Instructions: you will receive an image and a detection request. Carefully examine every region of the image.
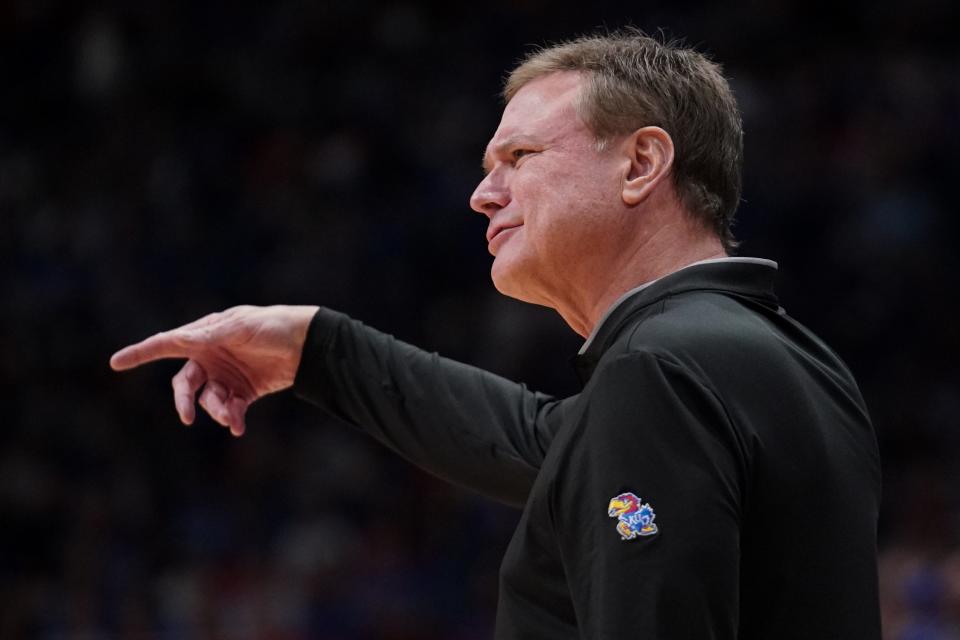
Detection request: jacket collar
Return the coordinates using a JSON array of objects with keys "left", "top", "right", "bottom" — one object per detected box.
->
[{"left": 573, "top": 258, "right": 780, "bottom": 384}]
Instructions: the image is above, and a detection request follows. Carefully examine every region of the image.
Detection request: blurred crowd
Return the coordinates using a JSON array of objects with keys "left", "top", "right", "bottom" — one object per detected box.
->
[{"left": 2, "top": 1, "right": 959, "bottom": 638}]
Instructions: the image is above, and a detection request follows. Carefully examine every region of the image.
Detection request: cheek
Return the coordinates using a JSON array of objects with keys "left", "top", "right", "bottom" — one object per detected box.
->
[{"left": 524, "top": 173, "right": 615, "bottom": 250}]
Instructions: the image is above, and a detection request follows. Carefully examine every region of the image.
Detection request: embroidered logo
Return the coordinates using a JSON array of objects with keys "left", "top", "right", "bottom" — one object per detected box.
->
[{"left": 607, "top": 492, "right": 658, "bottom": 540}]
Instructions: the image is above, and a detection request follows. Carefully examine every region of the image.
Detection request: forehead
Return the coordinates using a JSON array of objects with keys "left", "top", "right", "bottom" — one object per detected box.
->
[{"left": 486, "top": 71, "right": 587, "bottom": 150}]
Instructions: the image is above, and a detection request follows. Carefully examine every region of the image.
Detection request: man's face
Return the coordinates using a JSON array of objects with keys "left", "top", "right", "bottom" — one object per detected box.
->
[{"left": 471, "top": 71, "right": 628, "bottom": 308}]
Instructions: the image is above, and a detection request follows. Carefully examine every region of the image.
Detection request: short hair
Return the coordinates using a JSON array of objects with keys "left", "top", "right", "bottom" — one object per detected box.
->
[{"left": 505, "top": 29, "right": 743, "bottom": 251}]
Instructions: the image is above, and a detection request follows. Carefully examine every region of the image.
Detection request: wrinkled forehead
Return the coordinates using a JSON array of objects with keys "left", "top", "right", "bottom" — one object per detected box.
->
[
  {"left": 488, "top": 71, "right": 586, "bottom": 146},
  {"left": 485, "top": 71, "right": 586, "bottom": 156}
]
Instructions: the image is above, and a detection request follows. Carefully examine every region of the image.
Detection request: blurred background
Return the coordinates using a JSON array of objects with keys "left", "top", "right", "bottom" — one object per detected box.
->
[{"left": 2, "top": 1, "right": 959, "bottom": 638}]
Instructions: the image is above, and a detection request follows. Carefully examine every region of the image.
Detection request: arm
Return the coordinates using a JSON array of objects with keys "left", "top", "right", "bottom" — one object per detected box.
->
[
  {"left": 554, "top": 352, "right": 744, "bottom": 638},
  {"left": 109, "top": 305, "right": 565, "bottom": 507},
  {"left": 293, "top": 307, "right": 566, "bottom": 507}
]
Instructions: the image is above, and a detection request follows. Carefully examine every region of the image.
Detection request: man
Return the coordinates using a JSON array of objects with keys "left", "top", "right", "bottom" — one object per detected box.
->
[{"left": 111, "top": 31, "right": 881, "bottom": 638}]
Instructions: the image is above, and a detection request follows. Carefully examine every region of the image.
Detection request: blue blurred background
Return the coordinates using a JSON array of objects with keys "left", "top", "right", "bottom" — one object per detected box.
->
[{"left": 2, "top": 1, "right": 959, "bottom": 638}]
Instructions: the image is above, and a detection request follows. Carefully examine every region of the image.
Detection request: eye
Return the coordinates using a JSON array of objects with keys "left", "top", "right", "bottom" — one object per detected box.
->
[{"left": 511, "top": 149, "right": 533, "bottom": 164}]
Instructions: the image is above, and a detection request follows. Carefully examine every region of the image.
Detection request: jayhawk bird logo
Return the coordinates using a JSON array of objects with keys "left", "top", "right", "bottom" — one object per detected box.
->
[{"left": 607, "top": 492, "right": 658, "bottom": 540}]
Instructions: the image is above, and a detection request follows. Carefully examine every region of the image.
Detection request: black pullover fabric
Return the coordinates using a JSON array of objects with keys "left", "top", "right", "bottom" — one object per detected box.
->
[{"left": 293, "top": 260, "right": 881, "bottom": 639}]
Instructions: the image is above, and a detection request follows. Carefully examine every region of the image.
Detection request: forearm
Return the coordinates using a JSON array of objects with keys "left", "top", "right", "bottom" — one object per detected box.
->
[{"left": 292, "top": 307, "right": 562, "bottom": 507}]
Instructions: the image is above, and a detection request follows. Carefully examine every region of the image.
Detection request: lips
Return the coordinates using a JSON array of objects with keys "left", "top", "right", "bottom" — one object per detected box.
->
[{"left": 486, "top": 221, "right": 523, "bottom": 243}]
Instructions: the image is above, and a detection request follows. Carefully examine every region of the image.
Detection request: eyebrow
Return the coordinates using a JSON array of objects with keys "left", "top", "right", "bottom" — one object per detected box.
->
[{"left": 481, "top": 135, "right": 539, "bottom": 175}]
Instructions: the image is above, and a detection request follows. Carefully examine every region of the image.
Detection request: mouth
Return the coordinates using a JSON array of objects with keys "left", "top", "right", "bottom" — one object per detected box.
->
[{"left": 486, "top": 222, "right": 523, "bottom": 243}]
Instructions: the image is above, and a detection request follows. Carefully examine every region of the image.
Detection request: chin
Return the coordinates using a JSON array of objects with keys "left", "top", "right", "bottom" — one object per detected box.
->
[{"left": 490, "top": 256, "right": 543, "bottom": 306}]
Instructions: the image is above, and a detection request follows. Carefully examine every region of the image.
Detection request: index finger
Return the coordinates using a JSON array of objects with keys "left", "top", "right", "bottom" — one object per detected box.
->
[{"left": 110, "top": 331, "right": 195, "bottom": 371}]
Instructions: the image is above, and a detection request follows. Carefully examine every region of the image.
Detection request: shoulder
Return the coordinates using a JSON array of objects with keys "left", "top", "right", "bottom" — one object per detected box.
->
[
  {"left": 571, "top": 349, "right": 747, "bottom": 492},
  {"left": 604, "top": 288, "right": 865, "bottom": 425},
  {"left": 632, "top": 291, "right": 778, "bottom": 353},
  {"left": 615, "top": 289, "right": 808, "bottom": 386},
  {"left": 581, "top": 349, "right": 734, "bottom": 435}
]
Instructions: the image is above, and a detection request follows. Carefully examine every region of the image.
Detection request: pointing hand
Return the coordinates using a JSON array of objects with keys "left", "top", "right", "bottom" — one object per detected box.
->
[{"left": 110, "top": 305, "right": 319, "bottom": 437}]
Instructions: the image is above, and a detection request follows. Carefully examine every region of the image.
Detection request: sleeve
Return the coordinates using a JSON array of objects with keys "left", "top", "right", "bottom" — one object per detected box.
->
[
  {"left": 552, "top": 352, "right": 745, "bottom": 638},
  {"left": 292, "top": 307, "right": 568, "bottom": 507}
]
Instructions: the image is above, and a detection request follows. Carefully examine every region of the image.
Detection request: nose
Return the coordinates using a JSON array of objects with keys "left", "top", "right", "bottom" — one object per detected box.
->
[{"left": 469, "top": 171, "right": 510, "bottom": 218}]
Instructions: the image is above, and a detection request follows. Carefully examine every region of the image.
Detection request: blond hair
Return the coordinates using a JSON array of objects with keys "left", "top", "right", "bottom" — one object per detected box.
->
[{"left": 505, "top": 30, "right": 743, "bottom": 250}]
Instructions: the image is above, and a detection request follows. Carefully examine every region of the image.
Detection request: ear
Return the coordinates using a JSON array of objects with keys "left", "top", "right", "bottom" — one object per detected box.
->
[{"left": 621, "top": 126, "right": 675, "bottom": 206}]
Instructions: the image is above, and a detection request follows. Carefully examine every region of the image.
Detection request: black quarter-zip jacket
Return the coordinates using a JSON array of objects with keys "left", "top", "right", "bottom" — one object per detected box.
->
[{"left": 293, "top": 260, "right": 881, "bottom": 639}]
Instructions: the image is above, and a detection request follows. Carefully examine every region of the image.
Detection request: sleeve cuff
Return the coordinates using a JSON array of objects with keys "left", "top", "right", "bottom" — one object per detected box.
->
[{"left": 291, "top": 306, "right": 345, "bottom": 405}]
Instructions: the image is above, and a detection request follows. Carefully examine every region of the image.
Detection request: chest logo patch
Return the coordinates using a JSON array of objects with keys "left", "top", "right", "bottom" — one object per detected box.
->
[{"left": 607, "top": 492, "right": 658, "bottom": 540}]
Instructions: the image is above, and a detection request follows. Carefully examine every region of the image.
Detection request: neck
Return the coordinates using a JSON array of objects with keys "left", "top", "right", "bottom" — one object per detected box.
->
[{"left": 554, "top": 231, "right": 726, "bottom": 338}]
